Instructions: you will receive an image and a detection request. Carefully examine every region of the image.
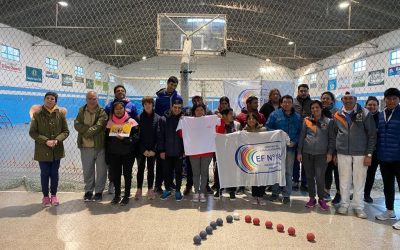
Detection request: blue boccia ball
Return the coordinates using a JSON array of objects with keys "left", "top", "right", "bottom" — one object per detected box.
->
[
  {"left": 210, "top": 221, "right": 217, "bottom": 229},
  {"left": 216, "top": 218, "right": 223, "bottom": 226},
  {"left": 193, "top": 235, "right": 202, "bottom": 245},
  {"left": 199, "top": 230, "right": 207, "bottom": 239},
  {"left": 226, "top": 215, "right": 233, "bottom": 223},
  {"left": 206, "top": 226, "right": 213, "bottom": 234}
]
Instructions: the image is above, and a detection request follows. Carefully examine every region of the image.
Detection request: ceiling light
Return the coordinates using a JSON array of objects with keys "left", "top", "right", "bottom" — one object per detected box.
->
[
  {"left": 339, "top": 1, "right": 350, "bottom": 9},
  {"left": 115, "top": 39, "right": 123, "bottom": 44},
  {"left": 142, "top": 56, "right": 147, "bottom": 60},
  {"left": 265, "top": 58, "right": 271, "bottom": 62},
  {"left": 58, "top": 1, "right": 68, "bottom": 7},
  {"left": 288, "top": 41, "right": 294, "bottom": 45}
]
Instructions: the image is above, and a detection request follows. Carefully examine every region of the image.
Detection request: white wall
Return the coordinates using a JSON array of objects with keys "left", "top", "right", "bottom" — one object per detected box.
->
[{"left": 295, "top": 28, "right": 400, "bottom": 102}]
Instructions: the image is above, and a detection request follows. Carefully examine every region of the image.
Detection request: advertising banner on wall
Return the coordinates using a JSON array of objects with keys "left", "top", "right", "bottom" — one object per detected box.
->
[
  {"left": 45, "top": 71, "right": 59, "bottom": 79},
  {"left": 367, "top": 69, "right": 385, "bottom": 86},
  {"left": 0, "top": 60, "right": 22, "bottom": 73},
  {"left": 103, "top": 82, "right": 109, "bottom": 91},
  {"left": 352, "top": 75, "right": 366, "bottom": 88},
  {"left": 26, "top": 66, "right": 42, "bottom": 83},
  {"left": 223, "top": 80, "right": 294, "bottom": 115},
  {"left": 74, "top": 76, "right": 84, "bottom": 83},
  {"left": 337, "top": 76, "right": 351, "bottom": 91},
  {"left": 61, "top": 74, "right": 73, "bottom": 87},
  {"left": 94, "top": 80, "right": 102, "bottom": 86},
  {"left": 86, "top": 78, "right": 94, "bottom": 89},
  {"left": 327, "top": 79, "right": 337, "bottom": 91},
  {"left": 388, "top": 66, "right": 400, "bottom": 77}
]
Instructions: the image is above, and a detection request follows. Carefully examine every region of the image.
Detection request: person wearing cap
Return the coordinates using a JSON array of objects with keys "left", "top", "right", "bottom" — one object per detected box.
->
[
  {"left": 29, "top": 92, "right": 70, "bottom": 207},
  {"left": 333, "top": 91, "right": 376, "bottom": 219},
  {"left": 375, "top": 88, "right": 400, "bottom": 230}
]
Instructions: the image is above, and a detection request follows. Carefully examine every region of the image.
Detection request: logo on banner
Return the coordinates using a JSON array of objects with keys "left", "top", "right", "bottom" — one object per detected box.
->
[
  {"left": 237, "top": 89, "right": 259, "bottom": 110},
  {"left": 234, "top": 141, "right": 282, "bottom": 174}
]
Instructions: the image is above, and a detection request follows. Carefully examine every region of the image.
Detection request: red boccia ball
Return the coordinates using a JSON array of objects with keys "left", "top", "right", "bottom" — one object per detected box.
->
[
  {"left": 288, "top": 227, "right": 296, "bottom": 236},
  {"left": 265, "top": 221, "right": 273, "bottom": 229},
  {"left": 245, "top": 215, "right": 252, "bottom": 223},
  {"left": 253, "top": 217, "right": 260, "bottom": 225},
  {"left": 307, "top": 233, "right": 315, "bottom": 242},
  {"left": 277, "top": 224, "right": 284, "bottom": 232}
]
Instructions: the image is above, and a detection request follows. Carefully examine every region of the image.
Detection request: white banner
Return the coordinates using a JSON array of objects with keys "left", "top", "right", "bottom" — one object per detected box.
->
[
  {"left": 215, "top": 130, "right": 289, "bottom": 188},
  {"left": 223, "top": 80, "right": 294, "bottom": 115}
]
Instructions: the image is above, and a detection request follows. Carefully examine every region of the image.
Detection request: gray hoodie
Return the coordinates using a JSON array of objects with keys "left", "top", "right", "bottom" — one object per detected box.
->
[{"left": 333, "top": 103, "right": 376, "bottom": 156}]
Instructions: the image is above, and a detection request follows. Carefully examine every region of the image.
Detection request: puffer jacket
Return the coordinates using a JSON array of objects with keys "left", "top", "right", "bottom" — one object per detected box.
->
[
  {"left": 297, "top": 116, "right": 335, "bottom": 155},
  {"left": 154, "top": 88, "right": 183, "bottom": 117},
  {"left": 294, "top": 96, "right": 312, "bottom": 119},
  {"left": 29, "top": 106, "right": 70, "bottom": 161},
  {"left": 266, "top": 108, "right": 302, "bottom": 151},
  {"left": 333, "top": 103, "right": 376, "bottom": 156},
  {"left": 377, "top": 105, "right": 400, "bottom": 162},
  {"left": 157, "top": 110, "right": 184, "bottom": 157}
]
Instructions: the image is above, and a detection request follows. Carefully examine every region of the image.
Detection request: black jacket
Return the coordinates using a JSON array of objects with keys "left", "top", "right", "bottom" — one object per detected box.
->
[
  {"left": 138, "top": 111, "right": 160, "bottom": 154},
  {"left": 259, "top": 101, "right": 280, "bottom": 121},
  {"left": 105, "top": 118, "right": 139, "bottom": 161},
  {"left": 157, "top": 110, "right": 184, "bottom": 157}
]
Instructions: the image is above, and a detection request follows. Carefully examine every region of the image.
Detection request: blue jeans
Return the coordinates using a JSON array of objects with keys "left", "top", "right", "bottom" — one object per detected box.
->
[
  {"left": 39, "top": 160, "right": 60, "bottom": 197},
  {"left": 272, "top": 151, "right": 295, "bottom": 198}
]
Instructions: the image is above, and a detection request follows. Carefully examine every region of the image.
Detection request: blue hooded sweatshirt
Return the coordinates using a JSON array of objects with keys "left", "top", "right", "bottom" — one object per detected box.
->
[{"left": 154, "top": 88, "right": 183, "bottom": 117}]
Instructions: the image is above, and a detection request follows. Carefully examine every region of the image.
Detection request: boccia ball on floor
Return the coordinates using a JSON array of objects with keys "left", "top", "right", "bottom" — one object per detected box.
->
[
  {"left": 245, "top": 215, "right": 252, "bottom": 223},
  {"left": 277, "top": 224, "right": 284, "bottom": 232},
  {"left": 307, "top": 233, "right": 315, "bottom": 242},
  {"left": 210, "top": 221, "right": 217, "bottom": 229},
  {"left": 199, "top": 230, "right": 207, "bottom": 240},
  {"left": 226, "top": 215, "right": 233, "bottom": 223},
  {"left": 288, "top": 227, "right": 296, "bottom": 236},
  {"left": 206, "top": 226, "right": 213, "bottom": 235},
  {"left": 253, "top": 218, "right": 260, "bottom": 225},
  {"left": 216, "top": 218, "right": 223, "bottom": 226},
  {"left": 233, "top": 212, "right": 240, "bottom": 220},
  {"left": 265, "top": 221, "right": 273, "bottom": 229},
  {"left": 193, "top": 235, "right": 202, "bottom": 245}
]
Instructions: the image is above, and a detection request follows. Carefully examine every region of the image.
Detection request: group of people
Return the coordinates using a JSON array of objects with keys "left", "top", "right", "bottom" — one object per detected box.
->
[{"left": 29, "top": 76, "right": 400, "bottom": 230}]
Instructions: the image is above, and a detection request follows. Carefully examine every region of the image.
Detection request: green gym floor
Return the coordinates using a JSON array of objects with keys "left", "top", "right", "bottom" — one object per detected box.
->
[{"left": 0, "top": 189, "right": 399, "bottom": 250}]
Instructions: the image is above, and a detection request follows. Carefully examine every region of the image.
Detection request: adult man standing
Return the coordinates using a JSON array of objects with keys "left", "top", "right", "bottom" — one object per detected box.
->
[
  {"left": 293, "top": 84, "right": 312, "bottom": 191},
  {"left": 105, "top": 84, "right": 138, "bottom": 120},
  {"left": 334, "top": 91, "right": 376, "bottom": 219},
  {"left": 267, "top": 95, "right": 302, "bottom": 204},
  {"left": 375, "top": 88, "right": 400, "bottom": 230},
  {"left": 236, "top": 96, "right": 266, "bottom": 128},
  {"left": 74, "top": 91, "right": 108, "bottom": 201}
]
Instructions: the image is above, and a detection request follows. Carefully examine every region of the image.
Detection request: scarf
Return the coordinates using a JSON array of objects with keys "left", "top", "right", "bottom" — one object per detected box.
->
[
  {"left": 44, "top": 105, "right": 58, "bottom": 114},
  {"left": 106, "top": 112, "right": 138, "bottom": 128}
]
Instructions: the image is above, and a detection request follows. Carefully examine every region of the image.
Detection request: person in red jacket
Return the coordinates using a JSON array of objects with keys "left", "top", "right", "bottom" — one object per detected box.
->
[{"left": 236, "top": 96, "right": 266, "bottom": 128}]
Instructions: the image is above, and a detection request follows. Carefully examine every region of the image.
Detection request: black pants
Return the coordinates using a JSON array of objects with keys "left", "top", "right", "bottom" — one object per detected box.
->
[
  {"left": 252, "top": 186, "right": 266, "bottom": 197},
  {"left": 325, "top": 160, "right": 340, "bottom": 193},
  {"left": 164, "top": 156, "right": 183, "bottom": 192},
  {"left": 155, "top": 156, "right": 164, "bottom": 189},
  {"left": 185, "top": 156, "right": 193, "bottom": 188},
  {"left": 137, "top": 154, "right": 155, "bottom": 189},
  {"left": 380, "top": 161, "right": 400, "bottom": 210},
  {"left": 364, "top": 153, "right": 379, "bottom": 197},
  {"left": 293, "top": 154, "right": 307, "bottom": 186},
  {"left": 109, "top": 153, "right": 134, "bottom": 198}
]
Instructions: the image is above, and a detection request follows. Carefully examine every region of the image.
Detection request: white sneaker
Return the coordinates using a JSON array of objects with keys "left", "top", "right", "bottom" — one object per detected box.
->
[
  {"left": 259, "top": 198, "right": 267, "bottom": 206},
  {"left": 376, "top": 210, "right": 396, "bottom": 221},
  {"left": 392, "top": 220, "right": 400, "bottom": 230},
  {"left": 337, "top": 206, "right": 348, "bottom": 215},
  {"left": 192, "top": 193, "right": 199, "bottom": 202},
  {"left": 251, "top": 197, "right": 258, "bottom": 205},
  {"left": 354, "top": 209, "right": 367, "bottom": 219},
  {"left": 199, "top": 193, "right": 206, "bottom": 203}
]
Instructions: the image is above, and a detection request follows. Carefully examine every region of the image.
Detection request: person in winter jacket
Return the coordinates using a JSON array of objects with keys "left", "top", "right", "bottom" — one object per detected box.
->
[
  {"left": 259, "top": 88, "right": 281, "bottom": 121},
  {"left": 236, "top": 96, "right": 266, "bottom": 128},
  {"left": 135, "top": 96, "right": 160, "bottom": 200},
  {"left": 154, "top": 76, "right": 183, "bottom": 117},
  {"left": 29, "top": 92, "right": 70, "bottom": 207},
  {"left": 105, "top": 101, "right": 139, "bottom": 206},
  {"left": 105, "top": 84, "right": 138, "bottom": 120},
  {"left": 375, "top": 88, "right": 400, "bottom": 230}
]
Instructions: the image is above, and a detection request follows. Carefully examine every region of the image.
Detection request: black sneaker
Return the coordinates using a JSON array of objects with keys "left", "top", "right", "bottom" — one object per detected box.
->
[
  {"left": 83, "top": 192, "right": 93, "bottom": 202},
  {"left": 206, "top": 185, "right": 214, "bottom": 195},
  {"left": 229, "top": 192, "right": 236, "bottom": 200},
  {"left": 120, "top": 197, "right": 129, "bottom": 206},
  {"left": 332, "top": 193, "right": 341, "bottom": 205},
  {"left": 214, "top": 191, "right": 220, "bottom": 200},
  {"left": 94, "top": 193, "right": 102, "bottom": 201},
  {"left": 154, "top": 186, "right": 164, "bottom": 195},
  {"left": 323, "top": 193, "right": 332, "bottom": 202},
  {"left": 282, "top": 197, "right": 290, "bottom": 204},
  {"left": 364, "top": 196, "right": 373, "bottom": 203},
  {"left": 111, "top": 196, "right": 121, "bottom": 205},
  {"left": 236, "top": 187, "right": 245, "bottom": 195},
  {"left": 269, "top": 194, "right": 279, "bottom": 201},
  {"left": 292, "top": 182, "right": 299, "bottom": 191}
]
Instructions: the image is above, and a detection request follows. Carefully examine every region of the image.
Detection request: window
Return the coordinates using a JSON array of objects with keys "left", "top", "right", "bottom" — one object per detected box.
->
[
  {"left": 297, "top": 78, "right": 302, "bottom": 85},
  {"left": 95, "top": 71, "right": 102, "bottom": 80},
  {"left": 353, "top": 59, "right": 366, "bottom": 73},
  {"left": 1, "top": 45, "right": 20, "bottom": 62},
  {"left": 328, "top": 68, "right": 337, "bottom": 79},
  {"left": 109, "top": 75, "right": 116, "bottom": 83},
  {"left": 310, "top": 73, "right": 317, "bottom": 83},
  {"left": 45, "top": 57, "right": 58, "bottom": 70},
  {"left": 390, "top": 49, "right": 400, "bottom": 65},
  {"left": 74, "top": 66, "right": 84, "bottom": 76}
]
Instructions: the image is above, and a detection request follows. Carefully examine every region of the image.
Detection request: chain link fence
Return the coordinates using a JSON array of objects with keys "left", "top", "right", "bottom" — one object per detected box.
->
[{"left": 1, "top": 0, "right": 400, "bottom": 191}]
